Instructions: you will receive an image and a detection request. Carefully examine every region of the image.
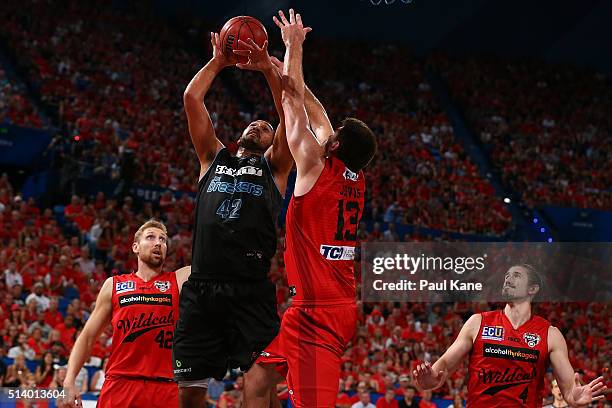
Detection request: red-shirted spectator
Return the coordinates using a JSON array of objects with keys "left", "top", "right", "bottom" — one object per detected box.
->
[
  {"left": 44, "top": 298, "right": 63, "bottom": 328},
  {"left": 376, "top": 389, "right": 399, "bottom": 408},
  {"left": 54, "top": 315, "right": 76, "bottom": 349}
]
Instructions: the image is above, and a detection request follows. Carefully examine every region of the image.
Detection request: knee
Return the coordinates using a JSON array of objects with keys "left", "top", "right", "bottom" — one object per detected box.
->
[
  {"left": 245, "top": 366, "right": 278, "bottom": 397},
  {"left": 179, "top": 387, "right": 207, "bottom": 407}
]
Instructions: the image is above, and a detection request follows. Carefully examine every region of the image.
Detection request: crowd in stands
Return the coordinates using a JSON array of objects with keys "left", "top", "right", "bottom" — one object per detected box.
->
[
  {"left": 0, "top": 0, "right": 247, "bottom": 192},
  {"left": 431, "top": 54, "right": 612, "bottom": 211},
  {"left": 0, "top": 67, "right": 43, "bottom": 128},
  {"left": 1, "top": 174, "right": 609, "bottom": 406},
  {"left": 0, "top": 177, "right": 193, "bottom": 394},
  {"left": 225, "top": 38, "right": 512, "bottom": 236},
  {"left": 1, "top": 0, "right": 511, "bottom": 236}
]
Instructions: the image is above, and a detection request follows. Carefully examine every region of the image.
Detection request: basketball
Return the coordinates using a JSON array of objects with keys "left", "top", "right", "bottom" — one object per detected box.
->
[{"left": 219, "top": 16, "right": 268, "bottom": 64}]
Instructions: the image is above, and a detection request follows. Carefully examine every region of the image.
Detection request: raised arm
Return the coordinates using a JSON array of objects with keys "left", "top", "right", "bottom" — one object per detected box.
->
[
  {"left": 270, "top": 56, "right": 334, "bottom": 146},
  {"left": 413, "top": 314, "right": 481, "bottom": 390},
  {"left": 548, "top": 326, "right": 606, "bottom": 407},
  {"left": 184, "top": 32, "right": 232, "bottom": 180},
  {"left": 304, "top": 84, "right": 334, "bottom": 145},
  {"left": 274, "top": 10, "right": 325, "bottom": 196},
  {"left": 61, "top": 277, "right": 113, "bottom": 408},
  {"left": 233, "top": 39, "right": 292, "bottom": 194}
]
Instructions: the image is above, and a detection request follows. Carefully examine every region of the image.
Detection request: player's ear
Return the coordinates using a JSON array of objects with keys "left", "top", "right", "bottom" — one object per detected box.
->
[
  {"left": 132, "top": 241, "right": 139, "bottom": 255},
  {"left": 528, "top": 284, "right": 540, "bottom": 296},
  {"left": 329, "top": 140, "right": 340, "bottom": 152}
]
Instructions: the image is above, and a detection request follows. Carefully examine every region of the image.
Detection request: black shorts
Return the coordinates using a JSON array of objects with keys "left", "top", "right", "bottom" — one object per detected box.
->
[{"left": 172, "top": 278, "right": 279, "bottom": 381}]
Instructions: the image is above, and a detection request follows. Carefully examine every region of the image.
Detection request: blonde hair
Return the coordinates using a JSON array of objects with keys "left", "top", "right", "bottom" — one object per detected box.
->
[{"left": 133, "top": 219, "right": 168, "bottom": 243}]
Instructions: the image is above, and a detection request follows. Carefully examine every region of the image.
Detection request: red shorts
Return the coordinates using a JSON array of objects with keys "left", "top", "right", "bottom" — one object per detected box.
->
[
  {"left": 97, "top": 376, "right": 178, "bottom": 408},
  {"left": 257, "top": 303, "right": 357, "bottom": 408}
]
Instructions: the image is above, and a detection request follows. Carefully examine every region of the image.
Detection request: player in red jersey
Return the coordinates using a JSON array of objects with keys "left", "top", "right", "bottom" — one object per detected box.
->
[
  {"left": 244, "top": 9, "right": 377, "bottom": 408},
  {"left": 60, "top": 220, "right": 191, "bottom": 408},
  {"left": 413, "top": 264, "right": 607, "bottom": 408}
]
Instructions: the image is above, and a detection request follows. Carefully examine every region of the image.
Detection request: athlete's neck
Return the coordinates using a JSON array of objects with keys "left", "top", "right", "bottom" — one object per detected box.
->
[
  {"left": 504, "top": 302, "right": 532, "bottom": 329},
  {"left": 136, "top": 261, "right": 162, "bottom": 282},
  {"left": 236, "top": 147, "right": 264, "bottom": 158}
]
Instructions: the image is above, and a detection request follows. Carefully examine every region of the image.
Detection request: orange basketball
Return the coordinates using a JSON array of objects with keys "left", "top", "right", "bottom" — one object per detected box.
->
[{"left": 219, "top": 16, "right": 268, "bottom": 64}]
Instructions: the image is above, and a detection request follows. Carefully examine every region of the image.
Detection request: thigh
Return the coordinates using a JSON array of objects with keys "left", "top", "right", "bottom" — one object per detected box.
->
[
  {"left": 97, "top": 378, "right": 146, "bottom": 408},
  {"left": 228, "top": 280, "right": 280, "bottom": 370},
  {"left": 145, "top": 381, "right": 179, "bottom": 408},
  {"left": 173, "top": 280, "right": 228, "bottom": 381},
  {"left": 283, "top": 306, "right": 357, "bottom": 408}
]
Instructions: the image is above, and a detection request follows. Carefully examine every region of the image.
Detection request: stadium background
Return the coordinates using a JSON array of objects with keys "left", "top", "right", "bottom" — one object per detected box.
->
[{"left": 0, "top": 0, "right": 609, "bottom": 406}]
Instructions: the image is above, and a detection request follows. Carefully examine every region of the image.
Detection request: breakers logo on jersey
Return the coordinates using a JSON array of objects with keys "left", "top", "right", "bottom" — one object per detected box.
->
[
  {"left": 343, "top": 168, "right": 358, "bottom": 181},
  {"left": 116, "top": 310, "right": 174, "bottom": 343},
  {"left": 477, "top": 367, "right": 537, "bottom": 396},
  {"left": 320, "top": 245, "right": 356, "bottom": 261},
  {"left": 154, "top": 281, "right": 170, "bottom": 292},
  {"left": 523, "top": 333, "right": 541, "bottom": 348},
  {"left": 207, "top": 176, "right": 263, "bottom": 196},
  {"left": 483, "top": 343, "right": 540, "bottom": 363},
  {"left": 118, "top": 293, "right": 173, "bottom": 308},
  {"left": 482, "top": 326, "right": 505, "bottom": 341},
  {"left": 116, "top": 281, "right": 135, "bottom": 294},
  {"left": 215, "top": 164, "right": 263, "bottom": 177}
]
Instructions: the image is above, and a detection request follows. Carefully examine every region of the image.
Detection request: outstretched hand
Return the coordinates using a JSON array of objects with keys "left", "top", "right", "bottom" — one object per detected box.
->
[
  {"left": 233, "top": 39, "right": 272, "bottom": 72},
  {"left": 272, "top": 9, "right": 312, "bottom": 47},
  {"left": 567, "top": 374, "right": 607, "bottom": 407},
  {"left": 413, "top": 362, "right": 445, "bottom": 391}
]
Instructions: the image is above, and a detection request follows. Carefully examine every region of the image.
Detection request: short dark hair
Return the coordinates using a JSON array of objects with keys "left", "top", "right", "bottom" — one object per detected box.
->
[{"left": 336, "top": 117, "right": 377, "bottom": 172}]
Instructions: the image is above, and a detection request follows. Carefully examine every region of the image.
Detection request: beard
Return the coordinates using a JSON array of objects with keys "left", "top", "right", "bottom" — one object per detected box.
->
[
  {"left": 502, "top": 286, "right": 528, "bottom": 302},
  {"left": 140, "top": 252, "right": 165, "bottom": 268},
  {"left": 238, "top": 133, "right": 267, "bottom": 153}
]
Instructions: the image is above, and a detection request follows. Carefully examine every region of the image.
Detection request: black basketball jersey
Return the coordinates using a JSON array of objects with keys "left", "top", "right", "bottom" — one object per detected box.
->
[{"left": 191, "top": 148, "right": 282, "bottom": 281}]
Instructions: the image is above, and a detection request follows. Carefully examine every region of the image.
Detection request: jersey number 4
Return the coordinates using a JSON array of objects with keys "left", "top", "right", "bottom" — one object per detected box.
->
[
  {"left": 335, "top": 200, "right": 360, "bottom": 241},
  {"left": 216, "top": 199, "right": 242, "bottom": 219}
]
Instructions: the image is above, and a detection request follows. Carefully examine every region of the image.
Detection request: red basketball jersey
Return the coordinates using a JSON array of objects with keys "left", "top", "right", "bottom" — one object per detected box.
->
[
  {"left": 285, "top": 156, "right": 365, "bottom": 306},
  {"left": 106, "top": 272, "right": 179, "bottom": 379},
  {"left": 467, "top": 310, "right": 550, "bottom": 408}
]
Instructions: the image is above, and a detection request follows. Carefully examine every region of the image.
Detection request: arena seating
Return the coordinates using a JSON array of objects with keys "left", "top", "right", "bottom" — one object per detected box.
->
[
  {"left": 431, "top": 53, "right": 612, "bottom": 211},
  {"left": 0, "top": 67, "right": 43, "bottom": 128}
]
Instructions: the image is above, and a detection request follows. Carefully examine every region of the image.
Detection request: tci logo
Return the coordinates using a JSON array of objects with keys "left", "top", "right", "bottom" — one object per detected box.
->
[{"left": 320, "top": 245, "right": 355, "bottom": 261}]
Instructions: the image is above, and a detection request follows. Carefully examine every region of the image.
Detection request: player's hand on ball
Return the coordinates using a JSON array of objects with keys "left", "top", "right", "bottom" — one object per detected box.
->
[
  {"left": 234, "top": 39, "right": 272, "bottom": 72},
  {"left": 568, "top": 374, "right": 606, "bottom": 407},
  {"left": 209, "top": 31, "right": 232, "bottom": 68},
  {"left": 273, "top": 9, "right": 312, "bottom": 47},
  {"left": 413, "top": 362, "right": 445, "bottom": 390}
]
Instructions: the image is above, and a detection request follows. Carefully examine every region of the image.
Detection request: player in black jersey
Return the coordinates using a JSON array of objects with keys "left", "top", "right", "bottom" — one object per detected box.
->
[{"left": 172, "top": 32, "right": 293, "bottom": 407}]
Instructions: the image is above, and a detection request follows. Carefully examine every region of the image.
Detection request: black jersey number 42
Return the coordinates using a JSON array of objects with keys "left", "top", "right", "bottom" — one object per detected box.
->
[{"left": 335, "top": 200, "right": 360, "bottom": 241}]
